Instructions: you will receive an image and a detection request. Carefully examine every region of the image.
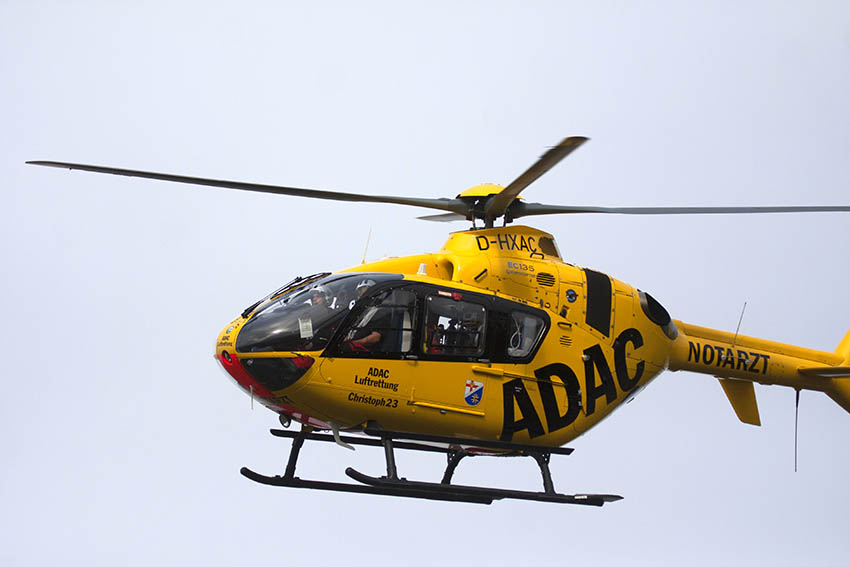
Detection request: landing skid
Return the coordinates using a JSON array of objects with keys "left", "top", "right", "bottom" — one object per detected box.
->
[{"left": 241, "top": 425, "right": 623, "bottom": 506}]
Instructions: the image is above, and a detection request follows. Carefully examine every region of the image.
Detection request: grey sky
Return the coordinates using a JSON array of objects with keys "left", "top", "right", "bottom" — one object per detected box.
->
[{"left": 2, "top": 2, "right": 849, "bottom": 565}]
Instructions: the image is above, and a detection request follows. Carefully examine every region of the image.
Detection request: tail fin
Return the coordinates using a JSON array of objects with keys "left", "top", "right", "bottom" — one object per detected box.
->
[
  {"left": 835, "top": 328, "right": 850, "bottom": 365},
  {"left": 669, "top": 322, "right": 850, "bottom": 420},
  {"left": 824, "top": 329, "right": 850, "bottom": 412}
]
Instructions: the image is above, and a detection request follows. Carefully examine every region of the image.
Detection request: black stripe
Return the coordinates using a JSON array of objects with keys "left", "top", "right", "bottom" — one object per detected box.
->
[{"left": 584, "top": 269, "right": 611, "bottom": 337}]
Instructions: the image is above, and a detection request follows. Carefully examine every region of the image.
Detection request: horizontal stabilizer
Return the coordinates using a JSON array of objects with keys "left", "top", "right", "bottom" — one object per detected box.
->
[
  {"left": 718, "top": 378, "right": 761, "bottom": 426},
  {"left": 798, "top": 366, "right": 850, "bottom": 378}
]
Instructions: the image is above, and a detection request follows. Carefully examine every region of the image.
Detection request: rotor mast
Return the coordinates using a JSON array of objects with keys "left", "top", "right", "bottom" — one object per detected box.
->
[{"left": 481, "top": 136, "right": 589, "bottom": 228}]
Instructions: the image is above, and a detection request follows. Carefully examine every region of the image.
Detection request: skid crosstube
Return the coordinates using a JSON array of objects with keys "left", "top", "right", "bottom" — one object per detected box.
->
[{"left": 240, "top": 425, "right": 623, "bottom": 506}]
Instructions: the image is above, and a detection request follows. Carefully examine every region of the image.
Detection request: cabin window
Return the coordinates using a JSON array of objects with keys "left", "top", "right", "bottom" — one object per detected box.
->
[
  {"left": 507, "top": 312, "right": 545, "bottom": 358},
  {"left": 338, "top": 288, "right": 417, "bottom": 355},
  {"left": 422, "top": 295, "right": 486, "bottom": 358},
  {"left": 538, "top": 237, "right": 561, "bottom": 258}
]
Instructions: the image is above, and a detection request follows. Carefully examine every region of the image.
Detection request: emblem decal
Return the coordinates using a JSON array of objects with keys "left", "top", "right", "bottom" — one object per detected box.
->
[
  {"left": 464, "top": 380, "right": 484, "bottom": 406},
  {"left": 566, "top": 289, "right": 578, "bottom": 303}
]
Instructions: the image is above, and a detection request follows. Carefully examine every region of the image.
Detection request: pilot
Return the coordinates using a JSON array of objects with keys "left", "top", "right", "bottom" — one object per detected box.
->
[
  {"left": 310, "top": 285, "right": 332, "bottom": 309},
  {"left": 304, "top": 285, "right": 336, "bottom": 349},
  {"left": 348, "top": 278, "right": 376, "bottom": 310},
  {"left": 344, "top": 279, "right": 389, "bottom": 352}
]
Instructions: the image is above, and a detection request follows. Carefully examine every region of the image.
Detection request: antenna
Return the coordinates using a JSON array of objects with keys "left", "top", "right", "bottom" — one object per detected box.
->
[
  {"left": 722, "top": 302, "right": 748, "bottom": 365},
  {"left": 731, "top": 301, "right": 747, "bottom": 348},
  {"left": 794, "top": 389, "right": 801, "bottom": 472},
  {"left": 361, "top": 227, "right": 372, "bottom": 264}
]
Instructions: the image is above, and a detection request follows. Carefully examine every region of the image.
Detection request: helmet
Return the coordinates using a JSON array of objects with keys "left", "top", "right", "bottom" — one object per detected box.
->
[
  {"left": 350, "top": 279, "right": 377, "bottom": 308},
  {"left": 356, "top": 279, "right": 377, "bottom": 297},
  {"left": 311, "top": 285, "right": 331, "bottom": 304}
]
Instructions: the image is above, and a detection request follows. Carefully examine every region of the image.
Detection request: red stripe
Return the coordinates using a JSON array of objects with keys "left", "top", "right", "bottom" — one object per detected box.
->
[{"left": 218, "top": 352, "right": 275, "bottom": 399}]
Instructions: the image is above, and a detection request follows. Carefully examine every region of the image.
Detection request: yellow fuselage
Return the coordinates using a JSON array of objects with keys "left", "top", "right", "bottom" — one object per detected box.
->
[{"left": 216, "top": 226, "right": 675, "bottom": 447}]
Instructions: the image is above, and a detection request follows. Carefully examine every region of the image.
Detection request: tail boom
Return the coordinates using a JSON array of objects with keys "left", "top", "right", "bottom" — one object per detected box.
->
[{"left": 669, "top": 322, "right": 850, "bottom": 411}]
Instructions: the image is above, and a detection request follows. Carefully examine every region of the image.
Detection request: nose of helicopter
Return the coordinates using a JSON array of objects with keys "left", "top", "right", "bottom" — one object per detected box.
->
[
  {"left": 214, "top": 318, "right": 315, "bottom": 401},
  {"left": 215, "top": 319, "right": 262, "bottom": 395}
]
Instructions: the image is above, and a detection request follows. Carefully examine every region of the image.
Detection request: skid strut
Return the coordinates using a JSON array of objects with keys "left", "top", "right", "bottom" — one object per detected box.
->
[{"left": 240, "top": 425, "right": 623, "bottom": 506}]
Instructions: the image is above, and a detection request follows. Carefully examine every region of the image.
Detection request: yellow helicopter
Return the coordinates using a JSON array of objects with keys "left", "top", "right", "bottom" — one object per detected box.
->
[{"left": 28, "top": 137, "right": 850, "bottom": 506}]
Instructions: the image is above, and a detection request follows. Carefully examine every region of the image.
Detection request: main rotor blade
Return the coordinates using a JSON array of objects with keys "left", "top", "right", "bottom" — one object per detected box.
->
[
  {"left": 417, "top": 212, "right": 468, "bottom": 222},
  {"left": 26, "top": 161, "right": 470, "bottom": 215},
  {"left": 511, "top": 202, "right": 850, "bottom": 218},
  {"left": 484, "top": 136, "right": 588, "bottom": 220}
]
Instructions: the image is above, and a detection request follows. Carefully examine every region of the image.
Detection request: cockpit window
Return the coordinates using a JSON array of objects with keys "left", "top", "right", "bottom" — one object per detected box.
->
[
  {"left": 241, "top": 272, "right": 330, "bottom": 318},
  {"left": 236, "top": 273, "right": 400, "bottom": 353},
  {"left": 338, "top": 289, "right": 417, "bottom": 355}
]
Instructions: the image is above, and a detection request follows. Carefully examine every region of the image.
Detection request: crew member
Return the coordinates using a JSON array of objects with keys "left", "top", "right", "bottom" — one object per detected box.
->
[{"left": 345, "top": 279, "right": 389, "bottom": 352}]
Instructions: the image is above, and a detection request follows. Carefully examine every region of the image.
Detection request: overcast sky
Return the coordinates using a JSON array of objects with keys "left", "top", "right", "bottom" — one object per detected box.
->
[{"left": 2, "top": 2, "right": 849, "bottom": 565}]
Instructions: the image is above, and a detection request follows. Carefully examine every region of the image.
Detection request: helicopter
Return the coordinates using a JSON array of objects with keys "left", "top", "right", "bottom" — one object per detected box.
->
[{"left": 28, "top": 137, "right": 850, "bottom": 506}]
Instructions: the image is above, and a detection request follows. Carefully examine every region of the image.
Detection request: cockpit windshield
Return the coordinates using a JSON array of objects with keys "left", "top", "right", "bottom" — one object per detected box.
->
[
  {"left": 236, "top": 273, "right": 400, "bottom": 353},
  {"left": 240, "top": 272, "right": 330, "bottom": 318}
]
